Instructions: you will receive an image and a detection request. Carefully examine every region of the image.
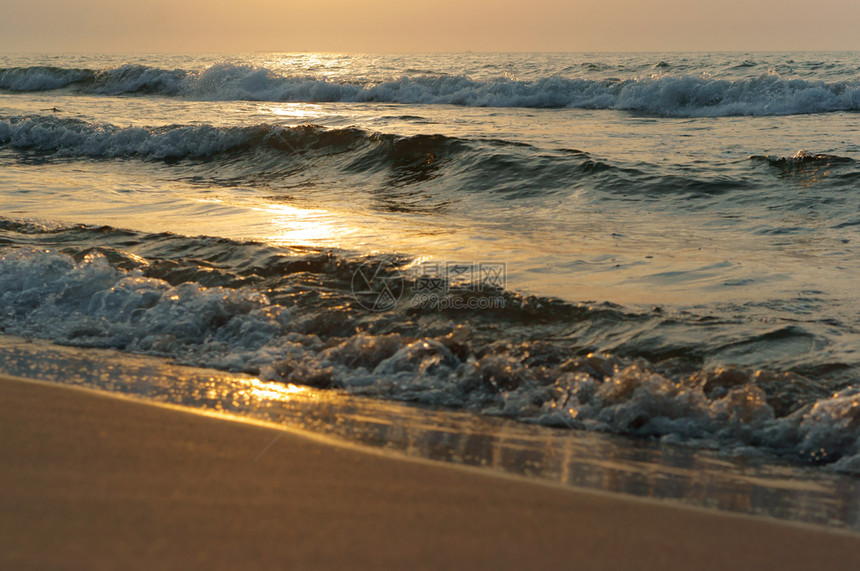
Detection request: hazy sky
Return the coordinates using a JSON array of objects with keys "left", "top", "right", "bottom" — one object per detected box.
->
[{"left": 2, "top": 0, "right": 859, "bottom": 53}]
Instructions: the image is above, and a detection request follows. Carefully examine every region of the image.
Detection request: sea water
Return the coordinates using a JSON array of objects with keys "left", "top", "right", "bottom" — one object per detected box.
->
[{"left": 2, "top": 52, "right": 860, "bottom": 520}]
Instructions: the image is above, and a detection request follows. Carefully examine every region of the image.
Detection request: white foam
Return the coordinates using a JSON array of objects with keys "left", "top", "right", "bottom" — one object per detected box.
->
[
  {"left": 2, "top": 245, "right": 859, "bottom": 470},
  {"left": 0, "top": 248, "right": 290, "bottom": 366},
  {"left": 191, "top": 68, "right": 860, "bottom": 116},
  {"left": 174, "top": 65, "right": 860, "bottom": 116},
  {"left": 4, "top": 63, "right": 859, "bottom": 116},
  {"left": 0, "top": 67, "right": 89, "bottom": 91},
  {"left": 0, "top": 116, "right": 253, "bottom": 159}
]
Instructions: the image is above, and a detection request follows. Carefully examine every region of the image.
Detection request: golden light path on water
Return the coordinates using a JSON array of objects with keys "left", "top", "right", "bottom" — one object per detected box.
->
[
  {"left": 263, "top": 102, "right": 329, "bottom": 121},
  {"left": 257, "top": 203, "right": 360, "bottom": 248}
]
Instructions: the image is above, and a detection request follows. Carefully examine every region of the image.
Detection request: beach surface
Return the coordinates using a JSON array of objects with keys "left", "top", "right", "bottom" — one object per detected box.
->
[{"left": 2, "top": 373, "right": 859, "bottom": 571}]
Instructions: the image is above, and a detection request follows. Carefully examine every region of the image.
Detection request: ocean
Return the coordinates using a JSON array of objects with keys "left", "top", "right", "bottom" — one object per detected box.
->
[{"left": 2, "top": 52, "right": 860, "bottom": 528}]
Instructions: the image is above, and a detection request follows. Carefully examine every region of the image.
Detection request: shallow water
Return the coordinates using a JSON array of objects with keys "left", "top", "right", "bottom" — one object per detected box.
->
[
  {"left": 1, "top": 52, "right": 860, "bottom": 480},
  {"left": 3, "top": 335, "right": 859, "bottom": 531}
]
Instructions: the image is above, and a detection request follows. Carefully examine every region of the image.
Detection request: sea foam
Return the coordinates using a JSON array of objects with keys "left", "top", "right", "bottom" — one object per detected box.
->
[
  {"left": 1, "top": 242, "right": 859, "bottom": 472},
  {"left": 3, "top": 63, "right": 859, "bottom": 117}
]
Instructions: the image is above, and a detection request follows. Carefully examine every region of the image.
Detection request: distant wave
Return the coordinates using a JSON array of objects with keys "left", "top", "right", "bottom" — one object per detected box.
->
[
  {"left": 2, "top": 63, "right": 860, "bottom": 117},
  {"left": 0, "top": 114, "right": 473, "bottom": 165},
  {"left": 0, "top": 65, "right": 186, "bottom": 94},
  {"left": 0, "top": 115, "right": 253, "bottom": 159},
  {"left": 2, "top": 218, "right": 860, "bottom": 472}
]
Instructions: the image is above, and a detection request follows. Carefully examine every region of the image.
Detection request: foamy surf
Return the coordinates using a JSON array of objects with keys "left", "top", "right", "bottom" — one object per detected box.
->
[
  {"left": 2, "top": 52, "right": 860, "bottom": 493},
  {"left": 1, "top": 220, "right": 859, "bottom": 473},
  {"left": 3, "top": 62, "right": 860, "bottom": 116}
]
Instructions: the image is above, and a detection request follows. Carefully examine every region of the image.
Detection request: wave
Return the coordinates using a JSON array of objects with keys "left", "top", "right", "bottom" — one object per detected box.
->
[
  {"left": 1, "top": 218, "right": 859, "bottom": 471},
  {"left": 0, "top": 114, "right": 475, "bottom": 160},
  {"left": 0, "top": 115, "right": 254, "bottom": 159},
  {"left": 3, "top": 63, "right": 860, "bottom": 117},
  {"left": 0, "top": 115, "right": 767, "bottom": 204},
  {"left": 0, "top": 64, "right": 186, "bottom": 94},
  {"left": 749, "top": 149, "right": 858, "bottom": 168}
]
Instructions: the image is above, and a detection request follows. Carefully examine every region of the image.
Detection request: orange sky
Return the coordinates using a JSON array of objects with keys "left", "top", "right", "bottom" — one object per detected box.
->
[{"left": 2, "top": 0, "right": 858, "bottom": 53}]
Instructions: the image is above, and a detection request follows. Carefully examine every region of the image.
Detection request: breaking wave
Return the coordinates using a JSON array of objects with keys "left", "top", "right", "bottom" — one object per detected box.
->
[
  {"left": 749, "top": 149, "right": 858, "bottom": 168},
  {"left": 3, "top": 63, "right": 860, "bottom": 116},
  {"left": 0, "top": 115, "right": 772, "bottom": 203},
  {"left": 2, "top": 218, "right": 860, "bottom": 472},
  {"left": 8, "top": 115, "right": 860, "bottom": 209}
]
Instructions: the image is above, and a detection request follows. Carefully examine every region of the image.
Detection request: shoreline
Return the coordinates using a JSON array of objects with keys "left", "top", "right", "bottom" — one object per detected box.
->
[{"left": 2, "top": 373, "right": 860, "bottom": 570}]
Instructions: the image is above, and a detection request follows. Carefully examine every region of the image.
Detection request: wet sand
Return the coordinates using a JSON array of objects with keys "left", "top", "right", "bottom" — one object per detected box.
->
[{"left": 2, "top": 373, "right": 859, "bottom": 570}]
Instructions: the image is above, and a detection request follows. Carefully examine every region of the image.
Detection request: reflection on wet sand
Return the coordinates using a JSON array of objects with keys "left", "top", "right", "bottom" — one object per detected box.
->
[{"left": 2, "top": 334, "right": 858, "bottom": 532}]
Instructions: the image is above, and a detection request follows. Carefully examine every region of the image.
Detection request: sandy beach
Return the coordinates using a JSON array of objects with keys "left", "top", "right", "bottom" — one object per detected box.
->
[{"left": 1, "top": 374, "right": 859, "bottom": 570}]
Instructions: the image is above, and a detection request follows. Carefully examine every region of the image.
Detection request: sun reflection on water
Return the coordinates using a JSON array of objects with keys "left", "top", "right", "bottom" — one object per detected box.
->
[
  {"left": 260, "top": 102, "right": 326, "bottom": 122},
  {"left": 233, "top": 376, "right": 316, "bottom": 403},
  {"left": 260, "top": 203, "right": 364, "bottom": 248}
]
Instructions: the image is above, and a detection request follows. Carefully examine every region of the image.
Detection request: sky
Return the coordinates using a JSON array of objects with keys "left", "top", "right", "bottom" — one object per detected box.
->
[{"left": 1, "top": 0, "right": 859, "bottom": 53}]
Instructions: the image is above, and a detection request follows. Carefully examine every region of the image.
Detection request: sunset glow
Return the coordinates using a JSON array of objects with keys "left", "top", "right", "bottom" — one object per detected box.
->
[
  {"left": 3, "top": 1, "right": 860, "bottom": 565},
  {"left": 2, "top": 0, "right": 858, "bottom": 52}
]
